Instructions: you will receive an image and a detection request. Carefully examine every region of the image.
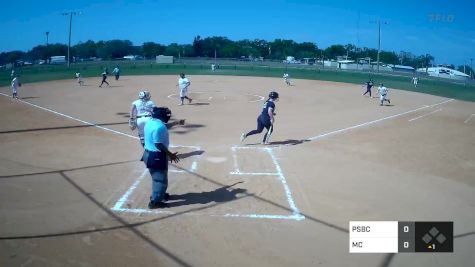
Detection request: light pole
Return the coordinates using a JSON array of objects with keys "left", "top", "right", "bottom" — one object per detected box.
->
[
  {"left": 371, "top": 20, "right": 387, "bottom": 72},
  {"left": 62, "top": 12, "right": 79, "bottom": 68},
  {"left": 46, "top": 31, "right": 49, "bottom": 46}
]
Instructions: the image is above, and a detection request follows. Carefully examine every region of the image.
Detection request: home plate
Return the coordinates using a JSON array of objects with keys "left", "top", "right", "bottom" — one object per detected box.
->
[{"left": 205, "top": 156, "right": 227, "bottom": 163}]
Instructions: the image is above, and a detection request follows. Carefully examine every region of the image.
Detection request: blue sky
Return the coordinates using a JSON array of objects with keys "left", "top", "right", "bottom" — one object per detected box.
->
[{"left": 1, "top": 0, "right": 474, "bottom": 66}]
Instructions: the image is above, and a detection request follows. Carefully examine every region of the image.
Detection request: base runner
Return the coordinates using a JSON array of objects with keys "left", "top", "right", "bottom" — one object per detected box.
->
[{"left": 241, "top": 91, "right": 279, "bottom": 145}]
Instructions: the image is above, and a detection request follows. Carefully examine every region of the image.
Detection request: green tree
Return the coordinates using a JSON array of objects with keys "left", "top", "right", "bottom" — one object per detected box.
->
[
  {"left": 142, "top": 42, "right": 166, "bottom": 58},
  {"left": 164, "top": 43, "right": 181, "bottom": 57},
  {"left": 73, "top": 40, "right": 97, "bottom": 59},
  {"left": 0, "top": 51, "right": 25, "bottom": 65},
  {"left": 379, "top": 51, "right": 399, "bottom": 65},
  {"left": 192, "top": 35, "right": 203, "bottom": 57},
  {"left": 324, "top": 45, "right": 346, "bottom": 59},
  {"left": 96, "top": 40, "right": 133, "bottom": 59}
]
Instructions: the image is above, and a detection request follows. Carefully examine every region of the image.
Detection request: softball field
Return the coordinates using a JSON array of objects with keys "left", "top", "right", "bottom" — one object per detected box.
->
[{"left": 0, "top": 75, "right": 474, "bottom": 267}]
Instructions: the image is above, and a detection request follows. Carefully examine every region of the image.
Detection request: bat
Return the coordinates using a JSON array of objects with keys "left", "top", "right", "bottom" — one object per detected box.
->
[{"left": 264, "top": 125, "right": 273, "bottom": 144}]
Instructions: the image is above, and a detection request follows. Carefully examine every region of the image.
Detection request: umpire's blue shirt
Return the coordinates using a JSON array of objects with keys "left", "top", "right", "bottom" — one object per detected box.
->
[{"left": 144, "top": 118, "right": 169, "bottom": 152}]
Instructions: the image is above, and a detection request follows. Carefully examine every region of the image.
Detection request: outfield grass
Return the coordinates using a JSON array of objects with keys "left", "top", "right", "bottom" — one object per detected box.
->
[{"left": 1, "top": 61, "right": 474, "bottom": 102}]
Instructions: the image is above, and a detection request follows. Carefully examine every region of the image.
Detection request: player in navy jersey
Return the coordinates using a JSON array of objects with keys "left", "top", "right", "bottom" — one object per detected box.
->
[{"left": 241, "top": 91, "right": 279, "bottom": 145}]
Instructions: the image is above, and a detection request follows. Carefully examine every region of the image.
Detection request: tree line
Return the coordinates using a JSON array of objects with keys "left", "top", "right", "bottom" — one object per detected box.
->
[{"left": 0, "top": 35, "right": 472, "bottom": 73}]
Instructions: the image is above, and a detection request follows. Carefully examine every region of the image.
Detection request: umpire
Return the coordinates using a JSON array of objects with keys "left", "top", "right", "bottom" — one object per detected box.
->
[{"left": 142, "top": 106, "right": 180, "bottom": 209}]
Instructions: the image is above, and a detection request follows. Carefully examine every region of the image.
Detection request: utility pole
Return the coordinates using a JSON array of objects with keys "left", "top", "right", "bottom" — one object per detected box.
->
[
  {"left": 62, "top": 12, "right": 79, "bottom": 68},
  {"left": 471, "top": 58, "right": 473, "bottom": 79}
]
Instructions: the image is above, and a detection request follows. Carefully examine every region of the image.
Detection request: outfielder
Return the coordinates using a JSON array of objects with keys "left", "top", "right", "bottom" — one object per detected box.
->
[
  {"left": 412, "top": 76, "right": 418, "bottom": 87},
  {"left": 283, "top": 73, "right": 291, "bottom": 85},
  {"left": 75, "top": 72, "right": 84, "bottom": 86},
  {"left": 129, "top": 91, "right": 156, "bottom": 146},
  {"left": 177, "top": 73, "right": 192, "bottom": 105},
  {"left": 377, "top": 83, "right": 391, "bottom": 106},
  {"left": 11, "top": 76, "right": 21, "bottom": 99},
  {"left": 241, "top": 91, "right": 279, "bottom": 145}
]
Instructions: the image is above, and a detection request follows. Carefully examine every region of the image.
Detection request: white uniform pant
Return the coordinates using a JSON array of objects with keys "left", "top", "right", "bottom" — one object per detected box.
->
[
  {"left": 380, "top": 94, "right": 387, "bottom": 103},
  {"left": 137, "top": 116, "right": 151, "bottom": 143},
  {"left": 12, "top": 85, "right": 18, "bottom": 95},
  {"left": 180, "top": 87, "right": 188, "bottom": 98}
]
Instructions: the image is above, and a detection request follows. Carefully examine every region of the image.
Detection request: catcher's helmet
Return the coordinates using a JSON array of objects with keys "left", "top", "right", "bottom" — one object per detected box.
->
[
  {"left": 269, "top": 91, "right": 279, "bottom": 99},
  {"left": 139, "top": 90, "right": 151, "bottom": 100},
  {"left": 151, "top": 106, "right": 172, "bottom": 123}
]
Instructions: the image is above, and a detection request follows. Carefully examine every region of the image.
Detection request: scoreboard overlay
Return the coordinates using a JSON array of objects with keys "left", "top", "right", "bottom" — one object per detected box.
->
[{"left": 349, "top": 221, "right": 453, "bottom": 253}]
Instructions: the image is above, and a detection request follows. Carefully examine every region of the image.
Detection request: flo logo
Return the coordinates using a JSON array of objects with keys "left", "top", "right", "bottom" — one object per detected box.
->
[{"left": 428, "top": 14, "right": 455, "bottom": 23}]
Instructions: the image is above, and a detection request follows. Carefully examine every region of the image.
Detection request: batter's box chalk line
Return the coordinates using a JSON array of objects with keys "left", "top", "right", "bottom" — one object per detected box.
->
[{"left": 111, "top": 146, "right": 304, "bottom": 221}]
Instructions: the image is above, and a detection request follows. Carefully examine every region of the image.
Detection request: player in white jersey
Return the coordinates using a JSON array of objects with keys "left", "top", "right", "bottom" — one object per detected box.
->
[
  {"left": 377, "top": 84, "right": 391, "bottom": 106},
  {"left": 412, "top": 76, "right": 418, "bottom": 87},
  {"left": 129, "top": 90, "right": 157, "bottom": 146},
  {"left": 283, "top": 73, "right": 291, "bottom": 85},
  {"left": 11, "top": 76, "right": 21, "bottom": 99},
  {"left": 75, "top": 72, "right": 84, "bottom": 86},
  {"left": 177, "top": 73, "right": 192, "bottom": 105}
]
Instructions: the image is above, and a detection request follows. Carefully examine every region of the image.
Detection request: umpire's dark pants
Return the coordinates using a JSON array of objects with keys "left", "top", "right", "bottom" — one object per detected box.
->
[
  {"left": 148, "top": 168, "right": 168, "bottom": 203},
  {"left": 245, "top": 115, "right": 273, "bottom": 143}
]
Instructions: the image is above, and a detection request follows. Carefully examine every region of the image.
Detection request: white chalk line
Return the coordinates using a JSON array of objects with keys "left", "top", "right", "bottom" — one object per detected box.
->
[
  {"left": 0, "top": 92, "right": 203, "bottom": 208},
  {"left": 307, "top": 98, "right": 454, "bottom": 141},
  {"left": 408, "top": 108, "right": 442, "bottom": 122},
  {"left": 267, "top": 147, "right": 303, "bottom": 218},
  {"left": 111, "top": 169, "right": 148, "bottom": 211},
  {"left": 116, "top": 146, "right": 305, "bottom": 220},
  {"left": 0, "top": 91, "right": 200, "bottom": 149},
  {"left": 167, "top": 91, "right": 205, "bottom": 100},
  {"left": 464, "top": 114, "right": 475, "bottom": 124},
  {"left": 167, "top": 92, "right": 264, "bottom": 103},
  {"left": 228, "top": 146, "right": 304, "bottom": 221},
  {"left": 230, "top": 172, "right": 280, "bottom": 176},
  {"left": 248, "top": 94, "right": 265, "bottom": 102},
  {"left": 0, "top": 92, "right": 139, "bottom": 140}
]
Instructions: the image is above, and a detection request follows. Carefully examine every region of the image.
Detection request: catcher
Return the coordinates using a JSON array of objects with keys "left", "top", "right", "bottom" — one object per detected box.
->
[{"left": 129, "top": 90, "right": 185, "bottom": 146}]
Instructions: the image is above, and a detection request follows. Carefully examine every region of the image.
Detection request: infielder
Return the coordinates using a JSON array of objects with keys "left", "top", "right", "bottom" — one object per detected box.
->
[
  {"left": 112, "top": 65, "right": 121, "bottom": 80},
  {"left": 99, "top": 69, "right": 109, "bottom": 87},
  {"left": 412, "top": 76, "right": 418, "bottom": 87},
  {"left": 75, "top": 72, "right": 84, "bottom": 86},
  {"left": 363, "top": 79, "right": 374, "bottom": 97},
  {"left": 283, "top": 73, "right": 291, "bottom": 85},
  {"left": 377, "top": 83, "right": 391, "bottom": 106},
  {"left": 129, "top": 91, "right": 156, "bottom": 146},
  {"left": 177, "top": 73, "right": 192, "bottom": 105},
  {"left": 11, "top": 76, "right": 21, "bottom": 99},
  {"left": 241, "top": 91, "right": 279, "bottom": 145}
]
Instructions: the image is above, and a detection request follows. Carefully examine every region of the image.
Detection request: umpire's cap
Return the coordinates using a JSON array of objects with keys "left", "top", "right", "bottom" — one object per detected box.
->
[
  {"left": 152, "top": 107, "right": 172, "bottom": 123},
  {"left": 269, "top": 91, "right": 279, "bottom": 99}
]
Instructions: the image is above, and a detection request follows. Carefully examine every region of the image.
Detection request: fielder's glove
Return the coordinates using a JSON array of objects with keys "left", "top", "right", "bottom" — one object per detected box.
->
[{"left": 128, "top": 118, "right": 137, "bottom": 130}]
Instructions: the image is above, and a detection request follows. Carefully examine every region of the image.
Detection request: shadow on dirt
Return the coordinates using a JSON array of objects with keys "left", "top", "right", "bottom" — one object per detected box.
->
[{"left": 167, "top": 182, "right": 246, "bottom": 207}]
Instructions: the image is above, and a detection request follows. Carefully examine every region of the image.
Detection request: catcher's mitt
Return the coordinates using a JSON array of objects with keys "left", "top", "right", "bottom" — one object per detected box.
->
[{"left": 128, "top": 118, "right": 137, "bottom": 130}]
